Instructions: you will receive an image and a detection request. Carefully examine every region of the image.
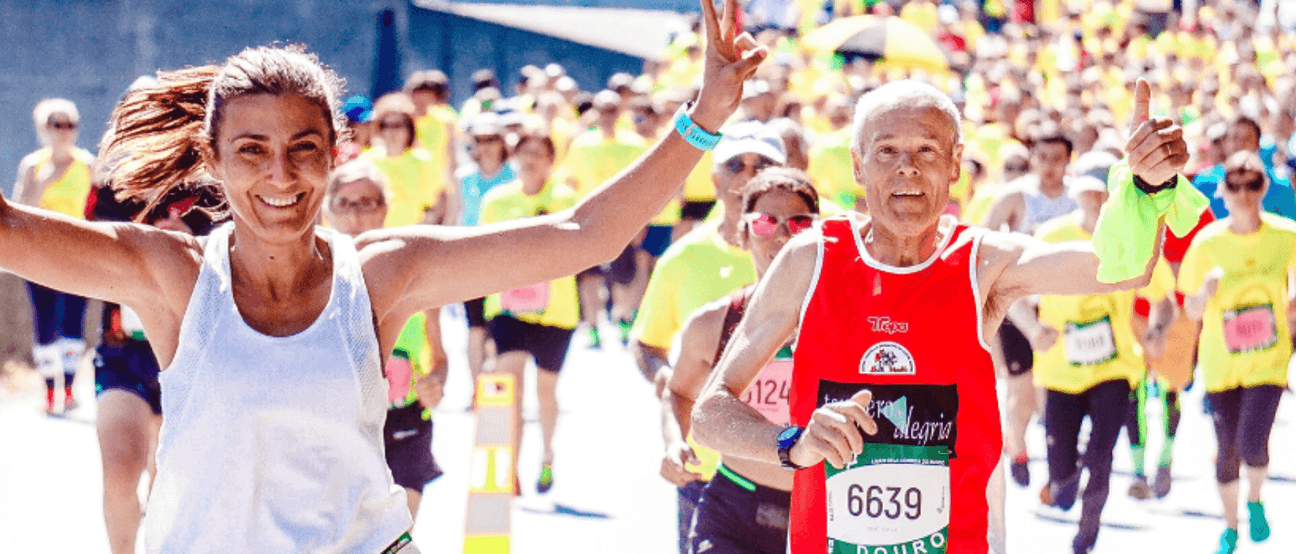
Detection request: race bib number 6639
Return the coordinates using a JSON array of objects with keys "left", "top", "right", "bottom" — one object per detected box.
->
[
  {"left": 818, "top": 381, "right": 959, "bottom": 554},
  {"left": 826, "top": 444, "right": 951, "bottom": 554}
]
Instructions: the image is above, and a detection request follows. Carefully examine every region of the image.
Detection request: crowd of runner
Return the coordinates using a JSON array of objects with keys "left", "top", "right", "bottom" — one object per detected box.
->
[{"left": 6, "top": 0, "right": 1292, "bottom": 553}]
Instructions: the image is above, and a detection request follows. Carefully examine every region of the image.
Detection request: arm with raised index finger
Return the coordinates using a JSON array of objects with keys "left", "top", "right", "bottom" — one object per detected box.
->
[{"left": 361, "top": 0, "right": 769, "bottom": 329}]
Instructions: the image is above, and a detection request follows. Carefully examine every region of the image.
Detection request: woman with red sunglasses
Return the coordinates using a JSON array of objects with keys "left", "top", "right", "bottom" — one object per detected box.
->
[
  {"left": 1179, "top": 150, "right": 1291, "bottom": 554},
  {"left": 664, "top": 167, "right": 819, "bottom": 554}
]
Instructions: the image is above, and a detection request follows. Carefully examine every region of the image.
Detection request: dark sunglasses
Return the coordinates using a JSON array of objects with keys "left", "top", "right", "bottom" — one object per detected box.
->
[
  {"left": 744, "top": 212, "right": 816, "bottom": 237},
  {"left": 1004, "top": 162, "right": 1028, "bottom": 173},
  {"left": 724, "top": 156, "right": 777, "bottom": 175},
  {"left": 48, "top": 121, "right": 77, "bottom": 130},
  {"left": 378, "top": 121, "right": 406, "bottom": 131},
  {"left": 1225, "top": 176, "right": 1264, "bottom": 193}
]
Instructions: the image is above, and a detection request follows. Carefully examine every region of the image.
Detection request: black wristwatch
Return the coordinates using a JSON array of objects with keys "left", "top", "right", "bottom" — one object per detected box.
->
[
  {"left": 776, "top": 425, "right": 806, "bottom": 469},
  {"left": 1133, "top": 174, "right": 1178, "bottom": 195}
]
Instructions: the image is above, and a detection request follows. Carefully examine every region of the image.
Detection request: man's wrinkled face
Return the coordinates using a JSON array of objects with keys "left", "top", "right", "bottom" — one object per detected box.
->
[{"left": 852, "top": 104, "right": 962, "bottom": 235}]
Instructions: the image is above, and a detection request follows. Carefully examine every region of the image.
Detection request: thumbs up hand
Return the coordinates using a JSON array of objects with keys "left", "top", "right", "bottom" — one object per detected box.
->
[{"left": 1124, "top": 78, "right": 1189, "bottom": 188}]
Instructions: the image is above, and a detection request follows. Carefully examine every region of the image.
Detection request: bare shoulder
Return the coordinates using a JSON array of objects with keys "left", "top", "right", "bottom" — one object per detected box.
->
[{"left": 680, "top": 294, "right": 734, "bottom": 351}]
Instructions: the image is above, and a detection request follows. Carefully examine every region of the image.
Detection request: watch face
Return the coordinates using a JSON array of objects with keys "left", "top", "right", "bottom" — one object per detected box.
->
[{"left": 777, "top": 426, "right": 802, "bottom": 445}]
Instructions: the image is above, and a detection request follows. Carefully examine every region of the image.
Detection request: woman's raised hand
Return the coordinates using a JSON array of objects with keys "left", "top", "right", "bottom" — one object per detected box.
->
[{"left": 692, "top": 0, "right": 767, "bottom": 131}]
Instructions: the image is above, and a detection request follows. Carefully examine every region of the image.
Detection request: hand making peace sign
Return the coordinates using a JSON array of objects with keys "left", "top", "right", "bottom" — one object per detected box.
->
[{"left": 690, "top": 0, "right": 768, "bottom": 132}]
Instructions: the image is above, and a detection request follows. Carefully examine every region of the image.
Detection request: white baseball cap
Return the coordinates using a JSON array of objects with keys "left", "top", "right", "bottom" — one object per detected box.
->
[{"left": 713, "top": 121, "right": 787, "bottom": 166}]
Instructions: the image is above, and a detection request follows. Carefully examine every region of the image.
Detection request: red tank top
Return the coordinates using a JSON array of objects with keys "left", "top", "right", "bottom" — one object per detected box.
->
[{"left": 789, "top": 216, "right": 1001, "bottom": 554}]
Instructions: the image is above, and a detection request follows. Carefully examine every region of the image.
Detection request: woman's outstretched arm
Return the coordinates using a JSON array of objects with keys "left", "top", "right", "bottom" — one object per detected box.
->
[{"left": 365, "top": 0, "right": 767, "bottom": 327}]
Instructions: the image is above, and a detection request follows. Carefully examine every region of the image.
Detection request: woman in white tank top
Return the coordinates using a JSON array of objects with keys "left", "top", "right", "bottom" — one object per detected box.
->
[{"left": 0, "top": 3, "right": 763, "bottom": 552}]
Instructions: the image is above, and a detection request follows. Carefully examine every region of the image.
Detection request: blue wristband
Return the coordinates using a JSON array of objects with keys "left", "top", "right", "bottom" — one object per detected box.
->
[{"left": 673, "top": 103, "right": 721, "bottom": 151}]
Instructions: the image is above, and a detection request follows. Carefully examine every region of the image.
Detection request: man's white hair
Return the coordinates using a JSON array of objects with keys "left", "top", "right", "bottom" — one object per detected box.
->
[{"left": 850, "top": 80, "right": 962, "bottom": 154}]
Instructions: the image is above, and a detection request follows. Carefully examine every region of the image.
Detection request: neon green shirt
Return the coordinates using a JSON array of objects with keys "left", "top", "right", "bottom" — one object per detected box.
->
[
  {"left": 561, "top": 128, "right": 648, "bottom": 198},
  {"left": 388, "top": 313, "right": 431, "bottom": 409},
  {"left": 1178, "top": 214, "right": 1296, "bottom": 392},
  {"left": 631, "top": 212, "right": 756, "bottom": 351},
  {"left": 414, "top": 104, "right": 456, "bottom": 181},
  {"left": 1033, "top": 213, "right": 1175, "bottom": 393},
  {"left": 365, "top": 147, "right": 444, "bottom": 228},
  {"left": 480, "top": 179, "right": 581, "bottom": 329}
]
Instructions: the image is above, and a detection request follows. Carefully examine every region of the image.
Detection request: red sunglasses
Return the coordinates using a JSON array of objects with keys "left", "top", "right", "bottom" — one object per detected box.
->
[{"left": 744, "top": 212, "right": 816, "bottom": 237}]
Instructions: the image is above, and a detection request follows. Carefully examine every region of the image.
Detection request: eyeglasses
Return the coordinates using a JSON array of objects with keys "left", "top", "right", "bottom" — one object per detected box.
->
[
  {"left": 1004, "top": 162, "right": 1029, "bottom": 173},
  {"left": 744, "top": 212, "right": 816, "bottom": 237},
  {"left": 47, "top": 121, "right": 77, "bottom": 130},
  {"left": 724, "top": 156, "right": 777, "bottom": 175},
  {"left": 378, "top": 121, "right": 406, "bottom": 131},
  {"left": 1225, "top": 176, "right": 1264, "bottom": 193},
  {"left": 332, "top": 197, "right": 385, "bottom": 214}
]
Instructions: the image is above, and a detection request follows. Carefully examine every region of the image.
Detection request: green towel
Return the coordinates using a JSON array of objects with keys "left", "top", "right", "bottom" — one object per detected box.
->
[{"left": 1092, "top": 161, "right": 1210, "bottom": 283}]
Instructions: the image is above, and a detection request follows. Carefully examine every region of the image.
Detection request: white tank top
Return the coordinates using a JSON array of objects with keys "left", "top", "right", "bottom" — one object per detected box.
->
[{"left": 146, "top": 223, "right": 410, "bottom": 554}]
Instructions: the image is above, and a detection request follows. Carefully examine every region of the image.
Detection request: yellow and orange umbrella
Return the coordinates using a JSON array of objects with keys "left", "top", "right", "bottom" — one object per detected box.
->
[{"left": 801, "top": 15, "right": 950, "bottom": 73}]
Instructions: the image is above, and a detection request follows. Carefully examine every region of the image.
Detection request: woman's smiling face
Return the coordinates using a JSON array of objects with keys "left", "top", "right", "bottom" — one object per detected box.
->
[{"left": 206, "top": 93, "right": 333, "bottom": 242}]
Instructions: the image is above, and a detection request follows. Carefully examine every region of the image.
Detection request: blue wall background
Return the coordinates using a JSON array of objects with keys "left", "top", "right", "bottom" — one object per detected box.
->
[{"left": 0, "top": 0, "right": 675, "bottom": 196}]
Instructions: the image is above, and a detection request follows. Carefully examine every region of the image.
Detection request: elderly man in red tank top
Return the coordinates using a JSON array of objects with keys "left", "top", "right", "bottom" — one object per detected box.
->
[{"left": 691, "top": 78, "right": 1189, "bottom": 554}]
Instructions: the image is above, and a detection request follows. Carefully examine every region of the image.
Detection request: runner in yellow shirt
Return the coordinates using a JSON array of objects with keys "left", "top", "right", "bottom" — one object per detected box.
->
[
  {"left": 479, "top": 131, "right": 580, "bottom": 495},
  {"left": 1010, "top": 176, "right": 1176, "bottom": 554},
  {"left": 405, "top": 70, "right": 458, "bottom": 209},
  {"left": 562, "top": 90, "right": 650, "bottom": 348},
  {"left": 631, "top": 121, "right": 784, "bottom": 553},
  {"left": 1179, "top": 152, "right": 1290, "bottom": 554},
  {"left": 13, "top": 98, "right": 95, "bottom": 413},
  {"left": 366, "top": 94, "right": 457, "bottom": 227}
]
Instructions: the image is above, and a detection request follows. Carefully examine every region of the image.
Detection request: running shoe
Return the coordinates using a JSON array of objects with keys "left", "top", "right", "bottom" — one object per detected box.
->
[
  {"left": 1247, "top": 501, "right": 1270, "bottom": 542},
  {"left": 1040, "top": 479, "right": 1078, "bottom": 511},
  {"left": 1215, "top": 528, "right": 1238, "bottom": 554},
  {"left": 1127, "top": 476, "right": 1152, "bottom": 500},
  {"left": 1010, "top": 453, "right": 1030, "bottom": 487},
  {"left": 537, "top": 463, "right": 554, "bottom": 494},
  {"left": 586, "top": 327, "right": 602, "bottom": 350},
  {"left": 1152, "top": 465, "right": 1172, "bottom": 498}
]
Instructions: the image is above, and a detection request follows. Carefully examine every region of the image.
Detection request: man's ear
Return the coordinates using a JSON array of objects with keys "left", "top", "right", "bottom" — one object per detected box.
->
[
  {"left": 950, "top": 142, "right": 965, "bottom": 185},
  {"left": 851, "top": 149, "right": 863, "bottom": 184}
]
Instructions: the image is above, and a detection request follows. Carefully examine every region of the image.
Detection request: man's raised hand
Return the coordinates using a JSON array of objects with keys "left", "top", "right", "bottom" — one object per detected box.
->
[
  {"left": 1124, "top": 78, "right": 1189, "bottom": 186},
  {"left": 692, "top": 0, "right": 767, "bottom": 131}
]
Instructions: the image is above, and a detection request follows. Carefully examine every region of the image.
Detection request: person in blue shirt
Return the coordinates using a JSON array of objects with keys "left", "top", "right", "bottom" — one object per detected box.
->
[{"left": 1193, "top": 115, "right": 1296, "bottom": 220}]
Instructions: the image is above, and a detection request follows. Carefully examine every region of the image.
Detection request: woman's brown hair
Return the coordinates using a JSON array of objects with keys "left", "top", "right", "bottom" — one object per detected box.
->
[{"left": 98, "top": 45, "right": 347, "bottom": 221}]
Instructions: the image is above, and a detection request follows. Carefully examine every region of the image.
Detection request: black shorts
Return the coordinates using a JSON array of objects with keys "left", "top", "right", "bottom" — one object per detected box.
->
[
  {"left": 383, "top": 403, "right": 443, "bottom": 491},
  {"left": 1206, "top": 385, "right": 1283, "bottom": 483},
  {"left": 464, "top": 297, "right": 487, "bottom": 328},
  {"left": 998, "top": 320, "right": 1034, "bottom": 376},
  {"left": 93, "top": 338, "right": 162, "bottom": 415},
  {"left": 609, "top": 244, "right": 638, "bottom": 285},
  {"left": 687, "top": 464, "right": 790, "bottom": 554},
  {"left": 488, "top": 315, "right": 574, "bottom": 372},
  {"left": 642, "top": 224, "right": 673, "bottom": 257},
  {"left": 681, "top": 200, "right": 716, "bottom": 221}
]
